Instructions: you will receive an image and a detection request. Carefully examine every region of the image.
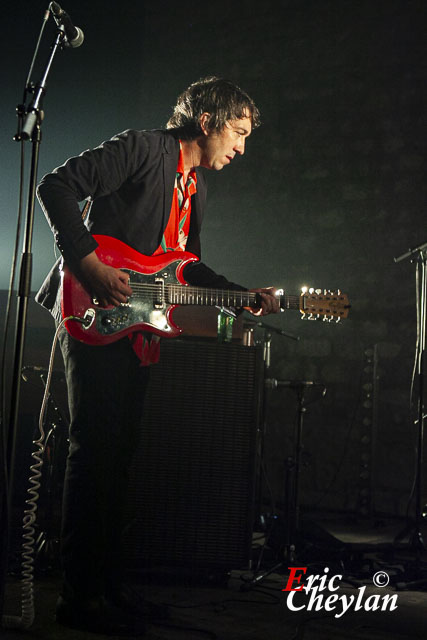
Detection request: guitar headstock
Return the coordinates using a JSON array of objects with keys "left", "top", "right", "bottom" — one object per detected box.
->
[{"left": 300, "top": 288, "right": 350, "bottom": 322}]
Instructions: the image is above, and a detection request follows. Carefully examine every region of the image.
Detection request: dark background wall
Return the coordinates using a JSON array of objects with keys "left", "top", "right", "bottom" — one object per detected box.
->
[{"left": 1, "top": 0, "right": 426, "bottom": 518}]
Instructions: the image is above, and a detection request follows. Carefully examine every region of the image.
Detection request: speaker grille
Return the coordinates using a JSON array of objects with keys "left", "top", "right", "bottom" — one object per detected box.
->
[{"left": 123, "top": 339, "right": 262, "bottom": 570}]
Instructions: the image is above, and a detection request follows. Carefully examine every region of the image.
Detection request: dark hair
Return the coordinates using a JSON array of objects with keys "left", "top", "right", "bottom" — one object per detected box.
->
[{"left": 166, "top": 76, "right": 260, "bottom": 138}]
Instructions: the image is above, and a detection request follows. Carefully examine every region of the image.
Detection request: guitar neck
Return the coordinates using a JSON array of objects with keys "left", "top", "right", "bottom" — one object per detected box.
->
[{"left": 167, "top": 285, "right": 299, "bottom": 310}]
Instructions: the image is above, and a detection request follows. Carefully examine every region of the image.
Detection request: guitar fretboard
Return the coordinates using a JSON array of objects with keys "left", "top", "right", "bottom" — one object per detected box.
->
[
  {"left": 128, "top": 281, "right": 302, "bottom": 309},
  {"left": 166, "top": 285, "right": 301, "bottom": 310}
]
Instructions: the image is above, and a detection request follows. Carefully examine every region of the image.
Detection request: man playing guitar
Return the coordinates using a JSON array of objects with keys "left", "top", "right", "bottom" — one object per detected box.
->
[{"left": 36, "top": 76, "right": 279, "bottom": 635}]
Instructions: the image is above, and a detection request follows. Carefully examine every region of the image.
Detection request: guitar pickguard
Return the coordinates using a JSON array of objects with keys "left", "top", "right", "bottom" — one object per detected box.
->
[{"left": 92, "top": 261, "right": 180, "bottom": 337}]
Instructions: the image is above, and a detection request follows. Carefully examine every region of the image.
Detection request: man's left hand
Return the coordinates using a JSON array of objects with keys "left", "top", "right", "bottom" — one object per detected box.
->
[{"left": 246, "top": 287, "right": 280, "bottom": 316}]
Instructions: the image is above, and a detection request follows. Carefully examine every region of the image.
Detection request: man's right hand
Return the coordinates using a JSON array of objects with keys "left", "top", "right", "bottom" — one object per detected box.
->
[{"left": 79, "top": 251, "right": 133, "bottom": 307}]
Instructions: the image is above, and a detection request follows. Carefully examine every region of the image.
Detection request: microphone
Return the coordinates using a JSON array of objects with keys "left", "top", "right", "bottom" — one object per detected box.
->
[
  {"left": 49, "top": 2, "right": 84, "bottom": 48},
  {"left": 265, "top": 378, "right": 327, "bottom": 396}
]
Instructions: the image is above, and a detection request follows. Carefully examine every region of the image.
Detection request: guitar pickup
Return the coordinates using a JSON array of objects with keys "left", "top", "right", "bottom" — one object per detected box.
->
[{"left": 154, "top": 278, "right": 165, "bottom": 308}]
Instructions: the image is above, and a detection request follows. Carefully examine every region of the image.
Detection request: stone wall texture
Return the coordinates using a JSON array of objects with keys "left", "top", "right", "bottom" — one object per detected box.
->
[{"left": 141, "top": 0, "right": 427, "bottom": 517}]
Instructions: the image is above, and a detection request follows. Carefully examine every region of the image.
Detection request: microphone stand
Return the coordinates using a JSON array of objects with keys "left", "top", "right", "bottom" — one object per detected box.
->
[
  {"left": 250, "top": 320, "right": 299, "bottom": 538},
  {"left": 393, "top": 241, "right": 427, "bottom": 587},
  {"left": 243, "top": 376, "right": 326, "bottom": 591},
  {"left": 254, "top": 319, "right": 300, "bottom": 346},
  {"left": 0, "top": 17, "right": 70, "bottom": 622}
]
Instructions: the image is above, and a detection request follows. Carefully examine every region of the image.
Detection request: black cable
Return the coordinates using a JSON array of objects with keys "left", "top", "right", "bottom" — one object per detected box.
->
[
  {"left": 402, "top": 261, "right": 423, "bottom": 522},
  {"left": 1, "top": 8, "right": 57, "bottom": 612},
  {"left": 0, "top": 139, "right": 27, "bottom": 619},
  {"left": 1, "top": 139, "right": 26, "bottom": 458},
  {"left": 153, "top": 586, "right": 281, "bottom": 640},
  {"left": 253, "top": 402, "right": 300, "bottom": 573},
  {"left": 311, "top": 359, "right": 365, "bottom": 509}
]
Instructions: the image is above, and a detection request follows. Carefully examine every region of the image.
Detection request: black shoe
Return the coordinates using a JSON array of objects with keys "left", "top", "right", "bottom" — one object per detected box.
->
[
  {"left": 107, "top": 584, "right": 170, "bottom": 621},
  {"left": 56, "top": 595, "right": 147, "bottom": 636}
]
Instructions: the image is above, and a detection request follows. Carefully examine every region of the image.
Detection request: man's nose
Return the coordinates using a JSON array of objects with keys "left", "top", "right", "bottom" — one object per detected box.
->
[{"left": 234, "top": 137, "right": 245, "bottom": 155}]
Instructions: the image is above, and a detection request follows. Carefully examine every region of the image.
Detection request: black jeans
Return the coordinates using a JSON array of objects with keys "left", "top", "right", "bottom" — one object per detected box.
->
[{"left": 58, "top": 326, "right": 150, "bottom": 603}]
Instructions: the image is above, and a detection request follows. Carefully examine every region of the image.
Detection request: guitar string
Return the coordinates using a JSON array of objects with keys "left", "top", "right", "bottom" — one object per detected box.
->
[
  {"left": 127, "top": 289, "right": 341, "bottom": 308},
  {"left": 112, "top": 284, "right": 345, "bottom": 315},
  {"left": 127, "top": 282, "right": 303, "bottom": 299},
  {"left": 126, "top": 283, "right": 302, "bottom": 306},
  {"left": 126, "top": 281, "right": 338, "bottom": 301},
  {"left": 128, "top": 286, "right": 259, "bottom": 298},
  {"left": 116, "top": 281, "right": 343, "bottom": 310},
  {"left": 125, "top": 279, "right": 343, "bottom": 295}
]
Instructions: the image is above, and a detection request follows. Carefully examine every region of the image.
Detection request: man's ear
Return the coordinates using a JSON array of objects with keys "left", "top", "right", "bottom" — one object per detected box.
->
[{"left": 199, "top": 112, "right": 211, "bottom": 136}]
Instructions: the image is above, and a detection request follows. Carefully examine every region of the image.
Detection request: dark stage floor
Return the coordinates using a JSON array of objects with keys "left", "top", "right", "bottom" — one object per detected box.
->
[{"left": 2, "top": 514, "right": 427, "bottom": 640}]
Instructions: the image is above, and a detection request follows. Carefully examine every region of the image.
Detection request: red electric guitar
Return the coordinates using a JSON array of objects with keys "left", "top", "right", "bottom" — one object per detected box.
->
[{"left": 61, "top": 235, "right": 350, "bottom": 345}]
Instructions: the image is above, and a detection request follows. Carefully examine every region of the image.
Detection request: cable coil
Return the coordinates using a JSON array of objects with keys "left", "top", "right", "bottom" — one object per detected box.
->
[{"left": 2, "top": 319, "right": 67, "bottom": 629}]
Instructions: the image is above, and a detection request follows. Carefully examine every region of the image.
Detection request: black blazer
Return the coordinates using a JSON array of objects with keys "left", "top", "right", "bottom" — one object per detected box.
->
[{"left": 36, "top": 128, "right": 244, "bottom": 317}]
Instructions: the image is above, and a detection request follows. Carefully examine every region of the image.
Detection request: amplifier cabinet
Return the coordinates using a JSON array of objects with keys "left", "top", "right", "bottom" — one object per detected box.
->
[{"left": 123, "top": 339, "right": 263, "bottom": 571}]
